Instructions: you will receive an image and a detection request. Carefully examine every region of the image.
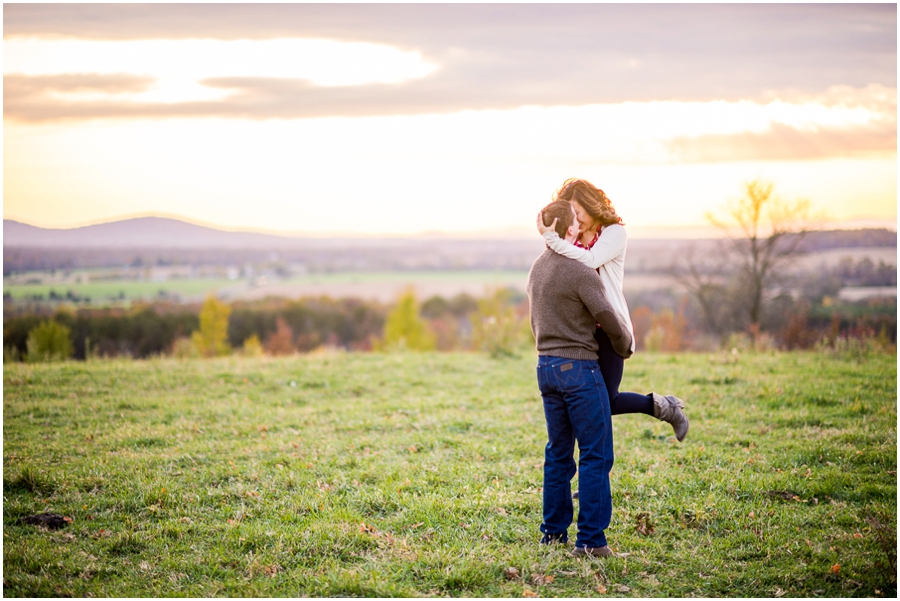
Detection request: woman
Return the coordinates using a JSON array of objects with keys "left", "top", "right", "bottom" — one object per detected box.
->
[{"left": 537, "top": 178, "right": 688, "bottom": 441}]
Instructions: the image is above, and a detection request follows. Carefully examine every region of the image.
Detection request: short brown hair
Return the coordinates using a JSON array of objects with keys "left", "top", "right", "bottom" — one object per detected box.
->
[
  {"left": 541, "top": 200, "right": 574, "bottom": 238},
  {"left": 554, "top": 178, "right": 623, "bottom": 228}
]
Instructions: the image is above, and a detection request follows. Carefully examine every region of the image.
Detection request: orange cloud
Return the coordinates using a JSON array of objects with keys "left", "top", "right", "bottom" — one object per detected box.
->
[{"left": 666, "top": 122, "right": 896, "bottom": 163}]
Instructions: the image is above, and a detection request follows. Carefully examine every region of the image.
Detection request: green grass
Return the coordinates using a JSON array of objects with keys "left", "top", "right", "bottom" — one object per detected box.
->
[
  {"left": 3, "top": 278, "right": 237, "bottom": 302},
  {"left": 3, "top": 351, "right": 896, "bottom": 597},
  {"left": 3, "top": 270, "right": 529, "bottom": 304}
]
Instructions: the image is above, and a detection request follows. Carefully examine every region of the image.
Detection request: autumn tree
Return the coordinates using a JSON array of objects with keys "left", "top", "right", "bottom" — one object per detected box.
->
[
  {"left": 264, "top": 317, "right": 296, "bottom": 355},
  {"left": 470, "top": 288, "right": 528, "bottom": 357},
  {"left": 26, "top": 320, "right": 73, "bottom": 362},
  {"left": 380, "top": 288, "right": 436, "bottom": 351},
  {"left": 672, "top": 180, "right": 815, "bottom": 342},
  {"left": 191, "top": 295, "right": 232, "bottom": 357}
]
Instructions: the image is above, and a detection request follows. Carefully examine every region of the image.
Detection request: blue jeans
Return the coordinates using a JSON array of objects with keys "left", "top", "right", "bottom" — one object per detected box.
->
[{"left": 536, "top": 356, "right": 614, "bottom": 548}]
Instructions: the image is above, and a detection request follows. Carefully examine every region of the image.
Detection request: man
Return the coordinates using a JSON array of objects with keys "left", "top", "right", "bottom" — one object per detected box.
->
[{"left": 526, "top": 199, "right": 629, "bottom": 558}]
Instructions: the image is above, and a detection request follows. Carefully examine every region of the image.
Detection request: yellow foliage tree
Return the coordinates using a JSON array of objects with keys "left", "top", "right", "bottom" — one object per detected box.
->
[
  {"left": 26, "top": 320, "right": 73, "bottom": 363},
  {"left": 242, "top": 334, "right": 264, "bottom": 357},
  {"left": 470, "top": 288, "right": 526, "bottom": 357},
  {"left": 191, "top": 295, "right": 232, "bottom": 357},
  {"left": 380, "top": 288, "right": 436, "bottom": 351}
]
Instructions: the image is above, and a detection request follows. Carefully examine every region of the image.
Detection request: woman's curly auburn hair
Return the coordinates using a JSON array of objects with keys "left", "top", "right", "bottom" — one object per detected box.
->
[{"left": 553, "top": 178, "right": 623, "bottom": 228}]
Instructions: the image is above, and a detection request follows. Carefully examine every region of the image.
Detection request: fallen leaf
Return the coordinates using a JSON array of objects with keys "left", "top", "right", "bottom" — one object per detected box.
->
[
  {"left": 497, "top": 507, "right": 508, "bottom": 516},
  {"left": 831, "top": 564, "right": 840, "bottom": 575},
  {"left": 634, "top": 512, "right": 655, "bottom": 535},
  {"left": 614, "top": 584, "right": 631, "bottom": 592},
  {"left": 853, "top": 533, "right": 863, "bottom": 539},
  {"left": 360, "top": 522, "right": 378, "bottom": 535},
  {"left": 408, "top": 445, "right": 418, "bottom": 453},
  {"left": 504, "top": 567, "right": 520, "bottom": 580},
  {"left": 749, "top": 511, "right": 755, "bottom": 519},
  {"left": 596, "top": 584, "right": 607, "bottom": 594},
  {"left": 522, "top": 589, "right": 539, "bottom": 598}
]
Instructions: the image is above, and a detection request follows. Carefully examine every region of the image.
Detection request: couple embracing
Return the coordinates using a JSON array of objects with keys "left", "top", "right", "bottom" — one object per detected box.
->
[{"left": 526, "top": 178, "right": 689, "bottom": 557}]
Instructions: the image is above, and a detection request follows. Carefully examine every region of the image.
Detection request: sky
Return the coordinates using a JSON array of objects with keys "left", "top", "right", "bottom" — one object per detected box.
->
[{"left": 3, "top": 4, "right": 897, "bottom": 238}]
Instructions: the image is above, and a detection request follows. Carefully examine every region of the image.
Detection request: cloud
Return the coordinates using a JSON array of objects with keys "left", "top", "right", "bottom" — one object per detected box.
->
[
  {"left": 666, "top": 122, "right": 897, "bottom": 163},
  {"left": 5, "top": 73, "right": 154, "bottom": 96},
  {"left": 3, "top": 4, "right": 896, "bottom": 123}
]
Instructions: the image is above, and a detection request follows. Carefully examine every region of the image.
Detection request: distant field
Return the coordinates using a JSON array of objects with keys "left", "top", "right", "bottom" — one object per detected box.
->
[
  {"left": 3, "top": 270, "right": 688, "bottom": 306},
  {"left": 3, "top": 350, "right": 896, "bottom": 597},
  {"left": 3, "top": 271, "right": 534, "bottom": 305},
  {"left": 5, "top": 242, "right": 895, "bottom": 306},
  {"left": 2, "top": 278, "right": 237, "bottom": 303}
]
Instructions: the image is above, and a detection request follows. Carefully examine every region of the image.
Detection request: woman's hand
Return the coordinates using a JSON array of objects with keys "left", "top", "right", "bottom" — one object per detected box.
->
[{"left": 536, "top": 211, "right": 558, "bottom": 236}]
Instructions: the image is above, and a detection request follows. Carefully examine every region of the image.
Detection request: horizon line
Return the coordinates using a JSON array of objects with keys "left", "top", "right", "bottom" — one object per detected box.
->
[{"left": 4, "top": 212, "right": 897, "bottom": 240}]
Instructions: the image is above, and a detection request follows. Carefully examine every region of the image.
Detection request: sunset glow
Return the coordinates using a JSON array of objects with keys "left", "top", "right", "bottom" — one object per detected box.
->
[{"left": 3, "top": 4, "right": 896, "bottom": 237}]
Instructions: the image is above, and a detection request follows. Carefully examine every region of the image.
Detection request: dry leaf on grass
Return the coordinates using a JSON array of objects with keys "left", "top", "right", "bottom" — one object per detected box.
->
[
  {"left": 635, "top": 512, "right": 655, "bottom": 535},
  {"left": 504, "top": 567, "right": 520, "bottom": 580},
  {"left": 522, "top": 588, "right": 539, "bottom": 598}
]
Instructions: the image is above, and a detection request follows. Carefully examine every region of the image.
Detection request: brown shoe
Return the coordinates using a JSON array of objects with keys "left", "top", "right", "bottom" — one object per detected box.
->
[{"left": 571, "top": 545, "right": 625, "bottom": 558}]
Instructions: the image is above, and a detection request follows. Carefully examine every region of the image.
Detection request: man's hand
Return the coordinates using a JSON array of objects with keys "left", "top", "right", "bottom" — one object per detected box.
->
[{"left": 536, "top": 211, "right": 559, "bottom": 236}]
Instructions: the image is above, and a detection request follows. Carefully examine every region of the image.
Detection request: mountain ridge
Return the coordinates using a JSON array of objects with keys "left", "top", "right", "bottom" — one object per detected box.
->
[
  {"left": 3, "top": 217, "right": 314, "bottom": 249},
  {"left": 4, "top": 216, "right": 896, "bottom": 250}
]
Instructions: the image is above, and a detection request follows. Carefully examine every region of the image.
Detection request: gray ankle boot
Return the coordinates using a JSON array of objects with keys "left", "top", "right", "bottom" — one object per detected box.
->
[{"left": 651, "top": 393, "right": 689, "bottom": 442}]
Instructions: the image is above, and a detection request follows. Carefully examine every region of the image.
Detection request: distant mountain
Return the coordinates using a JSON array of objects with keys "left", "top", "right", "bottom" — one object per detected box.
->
[
  {"left": 3, "top": 217, "right": 895, "bottom": 275},
  {"left": 3, "top": 217, "right": 311, "bottom": 249}
]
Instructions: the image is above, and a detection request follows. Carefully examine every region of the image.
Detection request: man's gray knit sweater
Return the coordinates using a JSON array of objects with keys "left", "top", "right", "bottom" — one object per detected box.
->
[{"left": 527, "top": 249, "right": 634, "bottom": 360}]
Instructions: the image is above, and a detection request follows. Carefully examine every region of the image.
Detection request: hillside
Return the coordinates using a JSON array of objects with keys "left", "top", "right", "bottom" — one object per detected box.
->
[
  {"left": 3, "top": 218, "right": 895, "bottom": 274},
  {"left": 3, "top": 217, "right": 307, "bottom": 249}
]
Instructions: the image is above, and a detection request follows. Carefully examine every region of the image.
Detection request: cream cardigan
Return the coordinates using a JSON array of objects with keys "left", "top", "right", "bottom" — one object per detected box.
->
[{"left": 541, "top": 223, "right": 636, "bottom": 357}]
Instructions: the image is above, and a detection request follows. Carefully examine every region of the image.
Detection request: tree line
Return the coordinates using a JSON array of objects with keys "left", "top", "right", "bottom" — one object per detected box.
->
[{"left": 4, "top": 281, "right": 895, "bottom": 363}]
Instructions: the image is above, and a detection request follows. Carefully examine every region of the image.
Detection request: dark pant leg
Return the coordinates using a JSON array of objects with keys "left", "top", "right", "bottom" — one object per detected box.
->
[
  {"left": 537, "top": 362, "right": 576, "bottom": 541},
  {"left": 594, "top": 328, "right": 653, "bottom": 416},
  {"left": 537, "top": 356, "right": 613, "bottom": 549},
  {"left": 568, "top": 364, "right": 614, "bottom": 548}
]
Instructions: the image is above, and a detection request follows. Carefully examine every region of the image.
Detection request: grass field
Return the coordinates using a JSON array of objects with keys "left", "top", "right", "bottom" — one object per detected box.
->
[
  {"left": 3, "top": 270, "right": 532, "bottom": 305},
  {"left": 3, "top": 350, "right": 896, "bottom": 597},
  {"left": 2, "top": 277, "right": 237, "bottom": 303}
]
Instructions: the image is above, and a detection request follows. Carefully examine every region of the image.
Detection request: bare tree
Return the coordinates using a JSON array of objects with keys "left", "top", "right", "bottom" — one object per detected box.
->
[
  {"left": 671, "top": 180, "right": 816, "bottom": 342},
  {"left": 708, "top": 180, "right": 813, "bottom": 331},
  {"left": 670, "top": 242, "right": 731, "bottom": 337}
]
